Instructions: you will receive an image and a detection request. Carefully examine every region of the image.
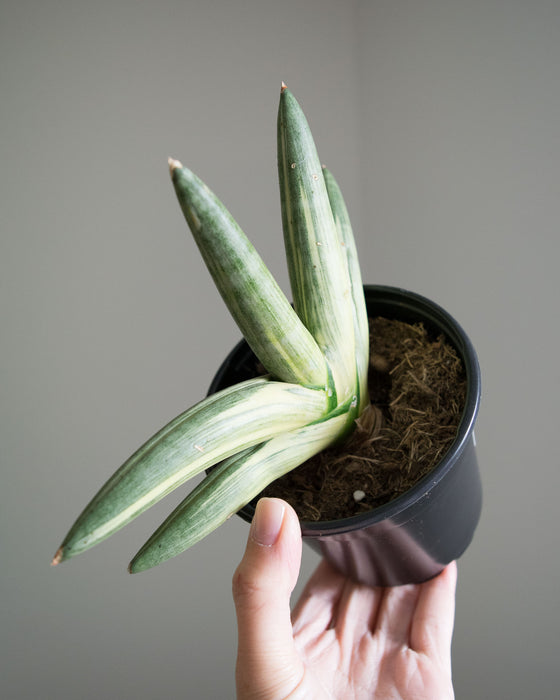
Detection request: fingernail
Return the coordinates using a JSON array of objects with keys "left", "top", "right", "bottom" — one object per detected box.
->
[{"left": 250, "top": 498, "right": 285, "bottom": 546}]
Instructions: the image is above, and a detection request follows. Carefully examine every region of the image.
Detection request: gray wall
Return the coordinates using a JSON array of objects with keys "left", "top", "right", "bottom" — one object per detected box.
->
[
  {"left": 357, "top": 3, "right": 560, "bottom": 697},
  {"left": 2, "top": 1, "right": 558, "bottom": 698}
]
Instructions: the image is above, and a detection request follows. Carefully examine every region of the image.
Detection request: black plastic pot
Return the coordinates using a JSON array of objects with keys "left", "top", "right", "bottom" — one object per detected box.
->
[{"left": 208, "top": 285, "right": 482, "bottom": 587}]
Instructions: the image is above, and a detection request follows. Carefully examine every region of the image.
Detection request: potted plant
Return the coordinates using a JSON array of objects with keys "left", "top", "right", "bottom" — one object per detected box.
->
[
  {"left": 211, "top": 284, "right": 481, "bottom": 586},
  {"left": 52, "top": 85, "right": 481, "bottom": 586}
]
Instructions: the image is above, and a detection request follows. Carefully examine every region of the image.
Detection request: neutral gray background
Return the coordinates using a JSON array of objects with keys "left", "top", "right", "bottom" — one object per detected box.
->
[{"left": 2, "top": 1, "right": 559, "bottom": 698}]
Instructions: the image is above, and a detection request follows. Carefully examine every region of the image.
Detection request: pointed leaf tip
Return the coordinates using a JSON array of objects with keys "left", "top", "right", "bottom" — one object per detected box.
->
[
  {"left": 51, "top": 548, "right": 63, "bottom": 566},
  {"left": 168, "top": 157, "right": 182, "bottom": 175},
  {"left": 281, "top": 81, "right": 288, "bottom": 92}
]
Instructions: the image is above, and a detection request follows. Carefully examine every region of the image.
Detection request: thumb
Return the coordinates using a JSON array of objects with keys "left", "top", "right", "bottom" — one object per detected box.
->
[{"left": 233, "top": 498, "right": 304, "bottom": 699}]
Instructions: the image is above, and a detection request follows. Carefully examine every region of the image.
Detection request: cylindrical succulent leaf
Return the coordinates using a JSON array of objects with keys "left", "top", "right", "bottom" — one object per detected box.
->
[
  {"left": 277, "top": 86, "right": 357, "bottom": 406},
  {"left": 323, "top": 166, "right": 370, "bottom": 415},
  {"left": 170, "top": 159, "right": 328, "bottom": 390}
]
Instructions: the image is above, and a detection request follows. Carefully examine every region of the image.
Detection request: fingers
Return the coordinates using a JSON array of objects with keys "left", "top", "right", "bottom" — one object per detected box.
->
[
  {"left": 329, "top": 578, "right": 385, "bottom": 645},
  {"left": 290, "top": 559, "right": 347, "bottom": 652},
  {"left": 292, "top": 559, "right": 343, "bottom": 630},
  {"left": 367, "top": 563, "right": 456, "bottom": 663},
  {"left": 374, "top": 583, "right": 421, "bottom": 645},
  {"left": 233, "top": 498, "right": 304, "bottom": 699},
  {"left": 409, "top": 562, "right": 457, "bottom": 665}
]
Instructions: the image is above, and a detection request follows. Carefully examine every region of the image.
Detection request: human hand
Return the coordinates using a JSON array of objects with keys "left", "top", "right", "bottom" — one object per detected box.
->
[{"left": 233, "top": 498, "right": 456, "bottom": 700}]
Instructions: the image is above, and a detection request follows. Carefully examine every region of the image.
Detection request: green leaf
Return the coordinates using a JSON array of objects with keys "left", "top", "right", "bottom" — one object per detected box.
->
[
  {"left": 323, "top": 166, "right": 370, "bottom": 415},
  {"left": 55, "top": 378, "right": 327, "bottom": 561},
  {"left": 129, "top": 412, "right": 349, "bottom": 572},
  {"left": 170, "top": 159, "right": 328, "bottom": 390},
  {"left": 277, "top": 87, "right": 356, "bottom": 405}
]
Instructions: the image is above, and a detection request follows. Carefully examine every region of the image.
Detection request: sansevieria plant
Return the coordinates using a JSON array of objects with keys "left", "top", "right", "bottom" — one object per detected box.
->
[{"left": 52, "top": 85, "right": 370, "bottom": 573}]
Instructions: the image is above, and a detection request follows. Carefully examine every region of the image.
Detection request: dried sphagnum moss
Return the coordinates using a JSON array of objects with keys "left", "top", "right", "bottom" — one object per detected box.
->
[{"left": 261, "top": 317, "right": 467, "bottom": 521}]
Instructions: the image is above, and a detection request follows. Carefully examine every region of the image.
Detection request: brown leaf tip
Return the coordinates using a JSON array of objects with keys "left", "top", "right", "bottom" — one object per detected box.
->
[
  {"left": 168, "top": 157, "right": 182, "bottom": 175},
  {"left": 281, "top": 81, "right": 288, "bottom": 92},
  {"left": 51, "top": 548, "right": 63, "bottom": 567}
]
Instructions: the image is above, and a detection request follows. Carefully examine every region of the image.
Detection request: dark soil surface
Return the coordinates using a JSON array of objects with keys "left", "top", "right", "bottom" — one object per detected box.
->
[{"left": 261, "top": 317, "right": 467, "bottom": 521}]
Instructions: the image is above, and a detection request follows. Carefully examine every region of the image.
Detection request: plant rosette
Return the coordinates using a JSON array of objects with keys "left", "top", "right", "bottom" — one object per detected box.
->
[{"left": 210, "top": 285, "right": 481, "bottom": 587}]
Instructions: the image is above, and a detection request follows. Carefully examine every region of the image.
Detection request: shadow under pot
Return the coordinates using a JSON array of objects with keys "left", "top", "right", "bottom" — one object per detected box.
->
[{"left": 208, "top": 285, "right": 482, "bottom": 587}]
